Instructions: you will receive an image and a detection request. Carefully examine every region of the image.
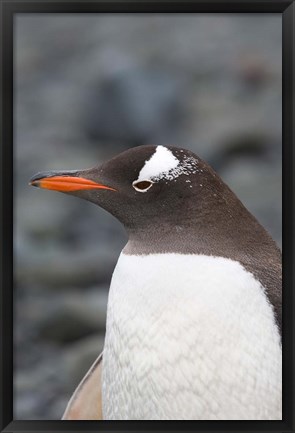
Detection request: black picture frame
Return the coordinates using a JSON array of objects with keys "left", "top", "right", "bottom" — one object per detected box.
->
[{"left": 0, "top": 1, "right": 294, "bottom": 432}]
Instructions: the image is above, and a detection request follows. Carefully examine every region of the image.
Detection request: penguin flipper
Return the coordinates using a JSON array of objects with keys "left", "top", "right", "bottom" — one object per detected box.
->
[{"left": 62, "top": 352, "right": 103, "bottom": 420}]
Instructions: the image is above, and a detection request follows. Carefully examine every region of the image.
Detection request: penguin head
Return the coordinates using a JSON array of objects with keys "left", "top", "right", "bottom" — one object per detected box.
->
[{"left": 30, "top": 145, "right": 224, "bottom": 231}]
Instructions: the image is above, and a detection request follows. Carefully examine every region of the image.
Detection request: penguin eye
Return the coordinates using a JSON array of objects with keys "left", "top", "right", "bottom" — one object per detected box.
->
[{"left": 132, "top": 180, "right": 154, "bottom": 193}]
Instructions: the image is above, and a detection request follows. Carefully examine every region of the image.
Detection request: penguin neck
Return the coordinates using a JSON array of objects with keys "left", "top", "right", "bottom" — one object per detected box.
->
[{"left": 123, "top": 201, "right": 270, "bottom": 259}]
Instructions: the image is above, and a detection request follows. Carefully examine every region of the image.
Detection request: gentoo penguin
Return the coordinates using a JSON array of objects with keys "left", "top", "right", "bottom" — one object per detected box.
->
[{"left": 30, "top": 145, "right": 282, "bottom": 420}]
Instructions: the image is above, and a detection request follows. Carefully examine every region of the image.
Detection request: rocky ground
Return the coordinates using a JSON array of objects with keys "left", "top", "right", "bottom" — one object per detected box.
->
[{"left": 14, "top": 14, "right": 282, "bottom": 419}]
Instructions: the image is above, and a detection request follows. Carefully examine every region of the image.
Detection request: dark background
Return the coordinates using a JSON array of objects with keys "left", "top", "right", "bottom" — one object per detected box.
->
[{"left": 14, "top": 14, "right": 282, "bottom": 419}]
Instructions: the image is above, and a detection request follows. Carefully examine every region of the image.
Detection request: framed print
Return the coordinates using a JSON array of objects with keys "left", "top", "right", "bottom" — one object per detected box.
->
[{"left": 1, "top": 1, "right": 294, "bottom": 432}]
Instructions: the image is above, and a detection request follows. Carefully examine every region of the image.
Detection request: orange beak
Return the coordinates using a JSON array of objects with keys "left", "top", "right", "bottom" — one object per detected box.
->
[{"left": 29, "top": 173, "right": 116, "bottom": 192}]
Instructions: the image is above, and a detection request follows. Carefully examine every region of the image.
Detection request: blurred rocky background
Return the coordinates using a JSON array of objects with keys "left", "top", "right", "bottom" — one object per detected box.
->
[{"left": 14, "top": 14, "right": 282, "bottom": 419}]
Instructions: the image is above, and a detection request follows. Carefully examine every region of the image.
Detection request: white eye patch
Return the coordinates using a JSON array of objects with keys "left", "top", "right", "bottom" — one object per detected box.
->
[
  {"left": 136, "top": 146, "right": 179, "bottom": 182},
  {"left": 134, "top": 145, "right": 200, "bottom": 185}
]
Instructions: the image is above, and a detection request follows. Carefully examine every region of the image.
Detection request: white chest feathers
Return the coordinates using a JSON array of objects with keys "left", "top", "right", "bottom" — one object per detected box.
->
[{"left": 101, "top": 253, "right": 282, "bottom": 420}]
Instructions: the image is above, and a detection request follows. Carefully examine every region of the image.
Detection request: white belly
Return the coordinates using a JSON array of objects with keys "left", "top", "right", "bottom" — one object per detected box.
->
[{"left": 101, "top": 253, "right": 282, "bottom": 420}]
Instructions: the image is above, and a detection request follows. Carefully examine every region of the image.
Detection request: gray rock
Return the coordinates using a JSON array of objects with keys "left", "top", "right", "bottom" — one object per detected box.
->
[
  {"left": 14, "top": 352, "right": 67, "bottom": 419},
  {"left": 36, "top": 289, "right": 108, "bottom": 343},
  {"left": 82, "top": 70, "right": 186, "bottom": 146}
]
